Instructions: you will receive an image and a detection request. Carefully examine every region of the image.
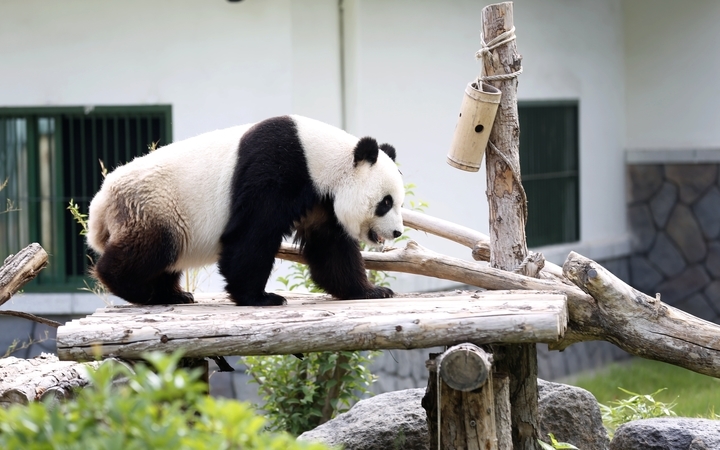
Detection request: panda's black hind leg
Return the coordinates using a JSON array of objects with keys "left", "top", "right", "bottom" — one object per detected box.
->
[{"left": 93, "top": 228, "right": 190, "bottom": 305}]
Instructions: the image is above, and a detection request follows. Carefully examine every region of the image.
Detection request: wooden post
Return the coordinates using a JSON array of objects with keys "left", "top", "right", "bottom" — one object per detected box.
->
[
  {"left": 481, "top": 3, "right": 541, "bottom": 449},
  {"left": 423, "top": 344, "right": 497, "bottom": 450}
]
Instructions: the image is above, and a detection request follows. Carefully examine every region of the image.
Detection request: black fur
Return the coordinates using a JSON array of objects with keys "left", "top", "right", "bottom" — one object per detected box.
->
[
  {"left": 94, "top": 225, "right": 194, "bottom": 305},
  {"left": 219, "top": 116, "right": 392, "bottom": 306},
  {"left": 353, "top": 137, "right": 379, "bottom": 165},
  {"left": 379, "top": 143, "right": 396, "bottom": 161}
]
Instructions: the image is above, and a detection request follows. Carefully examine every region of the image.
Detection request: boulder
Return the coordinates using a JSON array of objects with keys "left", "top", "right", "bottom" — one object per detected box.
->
[
  {"left": 299, "top": 381, "right": 609, "bottom": 450},
  {"left": 297, "top": 388, "right": 429, "bottom": 450},
  {"left": 610, "top": 418, "right": 720, "bottom": 450},
  {"left": 538, "top": 379, "right": 610, "bottom": 450}
]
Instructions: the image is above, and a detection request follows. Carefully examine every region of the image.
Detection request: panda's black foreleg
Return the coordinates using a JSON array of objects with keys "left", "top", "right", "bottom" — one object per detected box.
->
[
  {"left": 301, "top": 220, "right": 394, "bottom": 300},
  {"left": 219, "top": 213, "right": 288, "bottom": 307}
]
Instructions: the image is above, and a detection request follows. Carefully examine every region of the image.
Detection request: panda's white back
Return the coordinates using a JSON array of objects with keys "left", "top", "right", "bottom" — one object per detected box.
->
[{"left": 90, "top": 124, "right": 253, "bottom": 269}]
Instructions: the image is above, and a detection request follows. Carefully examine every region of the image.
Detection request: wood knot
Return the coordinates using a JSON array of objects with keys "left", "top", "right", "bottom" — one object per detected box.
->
[
  {"left": 160, "top": 335, "right": 169, "bottom": 343},
  {"left": 395, "top": 325, "right": 403, "bottom": 332}
]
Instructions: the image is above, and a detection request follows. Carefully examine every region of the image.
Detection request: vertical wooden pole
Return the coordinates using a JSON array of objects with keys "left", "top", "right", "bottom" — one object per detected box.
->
[{"left": 481, "top": 3, "right": 541, "bottom": 449}]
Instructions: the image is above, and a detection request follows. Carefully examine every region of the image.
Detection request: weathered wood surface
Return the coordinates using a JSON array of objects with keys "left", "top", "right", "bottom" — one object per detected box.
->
[
  {"left": 423, "top": 346, "right": 498, "bottom": 450},
  {"left": 562, "top": 251, "right": 720, "bottom": 378},
  {"left": 0, "top": 353, "right": 100, "bottom": 406},
  {"left": 56, "top": 291, "right": 568, "bottom": 362},
  {"left": 279, "top": 240, "right": 589, "bottom": 305},
  {"left": 481, "top": 3, "right": 540, "bottom": 448},
  {"left": 0, "top": 243, "right": 48, "bottom": 307}
]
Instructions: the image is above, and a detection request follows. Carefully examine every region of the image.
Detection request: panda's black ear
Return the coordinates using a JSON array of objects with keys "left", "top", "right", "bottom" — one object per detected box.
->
[
  {"left": 379, "top": 143, "right": 396, "bottom": 161},
  {"left": 354, "top": 137, "right": 379, "bottom": 166}
]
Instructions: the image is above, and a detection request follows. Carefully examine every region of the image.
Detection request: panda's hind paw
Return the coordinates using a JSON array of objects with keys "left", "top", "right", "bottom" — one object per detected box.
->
[
  {"left": 364, "top": 286, "right": 394, "bottom": 299},
  {"left": 231, "top": 292, "right": 287, "bottom": 307}
]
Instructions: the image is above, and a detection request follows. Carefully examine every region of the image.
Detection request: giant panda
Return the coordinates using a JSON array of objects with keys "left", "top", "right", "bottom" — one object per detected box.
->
[{"left": 86, "top": 115, "right": 405, "bottom": 307}]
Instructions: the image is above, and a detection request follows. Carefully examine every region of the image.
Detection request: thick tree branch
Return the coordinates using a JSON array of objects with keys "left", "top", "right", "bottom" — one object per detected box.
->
[{"left": 0, "top": 243, "right": 48, "bottom": 307}]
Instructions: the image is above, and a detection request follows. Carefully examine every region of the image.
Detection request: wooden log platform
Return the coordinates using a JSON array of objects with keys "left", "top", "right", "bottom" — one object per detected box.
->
[{"left": 56, "top": 290, "right": 568, "bottom": 362}]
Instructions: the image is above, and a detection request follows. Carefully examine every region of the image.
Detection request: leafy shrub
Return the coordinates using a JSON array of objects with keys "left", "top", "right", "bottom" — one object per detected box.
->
[
  {"left": 600, "top": 387, "right": 678, "bottom": 438},
  {"left": 0, "top": 351, "right": 329, "bottom": 450},
  {"left": 244, "top": 350, "right": 377, "bottom": 436}
]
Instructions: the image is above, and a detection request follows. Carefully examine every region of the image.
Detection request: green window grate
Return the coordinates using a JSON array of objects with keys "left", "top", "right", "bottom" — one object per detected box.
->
[
  {"left": 0, "top": 106, "right": 172, "bottom": 291},
  {"left": 518, "top": 102, "right": 579, "bottom": 248}
]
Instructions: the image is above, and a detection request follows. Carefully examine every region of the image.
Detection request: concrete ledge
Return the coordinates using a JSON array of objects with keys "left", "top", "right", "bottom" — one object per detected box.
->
[
  {"left": 626, "top": 148, "right": 720, "bottom": 164},
  {"left": 534, "top": 234, "right": 632, "bottom": 266},
  {"left": 0, "top": 293, "right": 126, "bottom": 315}
]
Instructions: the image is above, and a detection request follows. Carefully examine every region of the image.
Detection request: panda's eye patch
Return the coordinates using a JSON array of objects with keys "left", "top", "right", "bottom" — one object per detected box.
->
[{"left": 375, "top": 195, "right": 393, "bottom": 217}]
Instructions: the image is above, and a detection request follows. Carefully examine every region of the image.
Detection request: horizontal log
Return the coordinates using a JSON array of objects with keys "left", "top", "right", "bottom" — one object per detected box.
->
[
  {"left": 561, "top": 251, "right": 720, "bottom": 378},
  {"left": 56, "top": 291, "right": 568, "bottom": 362},
  {"left": 0, "top": 353, "right": 100, "bottom": 406}
]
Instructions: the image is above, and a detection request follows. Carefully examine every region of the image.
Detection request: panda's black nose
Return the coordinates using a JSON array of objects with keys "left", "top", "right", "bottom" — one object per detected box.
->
[{"left": 393, "top": 230, "right": 402, "bottom": 239}]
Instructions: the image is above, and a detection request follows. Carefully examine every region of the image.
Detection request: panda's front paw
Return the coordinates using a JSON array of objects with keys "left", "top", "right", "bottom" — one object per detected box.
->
[
  {"left": 231, "top": 292, "right": 287, "bottom": 307},
  {"left": 364, "top": 286, "right": 394, "bottom": 299}
]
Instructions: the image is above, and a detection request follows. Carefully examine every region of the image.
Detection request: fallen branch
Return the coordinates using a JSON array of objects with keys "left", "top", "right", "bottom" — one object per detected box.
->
[
  {"left": 560, "top": 251, "right": 720, "bottom": 378},
  {"left": 0, "top": 311, "right": 62, "bottom": 328},
  {"left": 0, "top": 353, "right": 100, "bottom": 406},
  {"left": 0, "top": 243, "right": 48, "bottom": 307}
]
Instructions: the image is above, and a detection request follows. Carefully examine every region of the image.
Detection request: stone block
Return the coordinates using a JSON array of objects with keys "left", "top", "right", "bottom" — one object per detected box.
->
[
  {"left": 610, "top": 418, "right": 720, "bottom": 450},
  {"left": 674, "top": 293, "right": 718, "bottom": 323},
  {"left": 657, "top": 265, "right": 711, "bottom": 306},
  {"left": 628, "top": 204, "right": 657, "bottom": 252},
  {"left": 666, "top": 204, "right": 707, "bottom": 263},
  {"left": 706, "top": 243, "right": 720, "bottom": 278},
  {"left": 650, "top": 182, "right": 678, "bottom": 228},
  {"left": 648, "top": 233, "right": 687, "bottom": 277},
  {"left": 665, "top": 164, "right": 718, "bottom": 204},
  {"left": 629, "top": 256, "right": 665, "bottom": 294},
  {"left": 693, "top": 186, "right": 720, "bottom": 239},
  {"left": 702, "top": 281, "right": 720, "bottom": 315},
  {"left": 628, "top": 164, "right": 664, "bottom": 202}
]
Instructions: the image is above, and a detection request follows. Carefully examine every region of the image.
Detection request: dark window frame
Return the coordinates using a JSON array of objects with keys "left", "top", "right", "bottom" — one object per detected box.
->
[
  {"left": 518, "top": 100, "right": 580, "bottom": 248},
  {"left": 0, "top": 105, "right": 172, "bottom": 292}
]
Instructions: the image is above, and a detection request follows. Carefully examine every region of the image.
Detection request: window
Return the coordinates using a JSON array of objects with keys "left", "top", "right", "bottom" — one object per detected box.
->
[
  {"left": 0, "top": 106, "right": 172, "bottom": 291},
  {"left": 518, "top": 102, "right": 579, "bottom": 248}
]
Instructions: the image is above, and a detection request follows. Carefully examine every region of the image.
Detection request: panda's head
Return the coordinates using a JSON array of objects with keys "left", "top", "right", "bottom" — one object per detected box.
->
[{"left": 334, "top": 137, "right": 405, "bottom": 248}]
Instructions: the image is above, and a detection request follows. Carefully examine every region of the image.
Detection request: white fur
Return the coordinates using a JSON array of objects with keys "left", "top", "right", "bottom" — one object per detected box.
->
[
  {"left": 87, "top": 116, "right": 404, "bottom": 271},
  {"left": 293, "top": 115, "right": 405, "bottom": 246}
]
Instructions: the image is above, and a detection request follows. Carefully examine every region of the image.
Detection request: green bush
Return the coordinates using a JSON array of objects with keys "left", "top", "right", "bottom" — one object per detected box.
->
[
  {"left": 599, "top": 387, "right": 677, "bottom": 438},
  {"left": 0, "top": 352, "right": 329, "bottom": 450},
  {"left": 244, "top": 350, "right": 377, "bottom": 436}
]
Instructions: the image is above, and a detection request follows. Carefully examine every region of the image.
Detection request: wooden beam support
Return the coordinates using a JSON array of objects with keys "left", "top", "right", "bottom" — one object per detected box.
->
[{"left": 56, "top": 292, "right": 567, "bottom": 362}]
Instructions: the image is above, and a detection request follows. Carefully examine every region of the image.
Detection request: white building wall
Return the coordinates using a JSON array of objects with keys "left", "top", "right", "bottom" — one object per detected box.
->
[
  {"left": 343, "top": 0, "right": 628, "bottom": 290},
  {"left": 1, "top": 0, "right": 630, "bottom": 300},
  {"left": 624, "top": 0, "right": 720, "bottom": 152}
]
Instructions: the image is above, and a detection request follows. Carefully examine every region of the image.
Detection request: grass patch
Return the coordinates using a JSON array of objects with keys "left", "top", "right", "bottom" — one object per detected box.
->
[{"left": 572, "top": 358, "right": 720, "bottom": 418}]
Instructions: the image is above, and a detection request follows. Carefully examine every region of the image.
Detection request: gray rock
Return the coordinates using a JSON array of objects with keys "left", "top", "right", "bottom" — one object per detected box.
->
[
  {"left": 630, "top": 256, "right": 665, "bottom": 294},
  {"left": 665, "top": 164, "right": 718, "bottom": 204},
  {"left": 693, "top": 186, "right": 720, "bottom": 239},
  {"left": 674, "top": 293, "right": 717, "bottom": 323},
  {"left": 610, "top": 418, "right": 720, "bottom": 450},
  {"left": 629, "top": 204, "right": 657, "bottom": 252},
  {"left": 628, "top": 165, "right": 664, "bottom": 202},
  {"left": 298, "top": 388, "right": 430, "bottom": 450},
  {"left": 706, "top": 243, "right": 720, "bottom": 278},
  {"left": 657, "top": 265, "right": 711, "bottom": 305},
  {"left": 650, "top": 182, "right": 678, "bottom": 228},
  {"left": 666, "top": 204, "right": 707, "bottom": 264},
  {"left": 538, "top": 379, "right": 610, "bottom": 450},
  {"left": 702, "top": 281, "right": 720, "bottom": 316},
  {"left": 648, "top": 233, "right": 687, "bottom": 278}
]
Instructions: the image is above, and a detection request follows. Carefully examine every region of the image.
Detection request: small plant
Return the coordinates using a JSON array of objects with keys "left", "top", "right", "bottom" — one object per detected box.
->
[
  {"left": 2, "top": 331, "right": 50, "bottom": 358},
  {"left": 244, "top": 350, "right": 377, "bottom": 436},
  {"left": 0, "top": 351, "right": 329, "bottom": 449},
  {"left": 600, "top": 387, "right": 678, "bottom": 438},
  {"left": 537, "top": 433, "right": 579, "bottom": 449}
]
